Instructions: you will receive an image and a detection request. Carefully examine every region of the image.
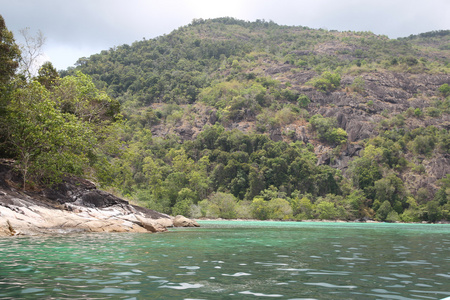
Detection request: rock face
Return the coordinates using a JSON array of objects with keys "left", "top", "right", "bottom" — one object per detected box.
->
[
  {"left": 173, "top": 215, "right": 200, "bottom": 227},
  {"left": 0, "top": 162, "right": 184, "bottom": 237}
]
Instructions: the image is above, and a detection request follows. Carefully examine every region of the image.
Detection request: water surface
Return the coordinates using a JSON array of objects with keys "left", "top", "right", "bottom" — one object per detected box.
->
[{"left": 0, "top": 221, "right": 449, "bottom": 299}]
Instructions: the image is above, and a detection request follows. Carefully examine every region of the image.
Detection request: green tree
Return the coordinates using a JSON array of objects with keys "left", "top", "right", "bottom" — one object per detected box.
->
[
  {"left": 251, "top": 197, "right": 269, "bottom": 220},
  {"left": 315, "top": 200, "right": 337, "bottom": 220},
  {"left": 51, "top": 71, "right": 120, "bottom": 124},
  {"left": 309, "top": 114, "right": 347, "bottom": 145},
  {"left": 291, "top": 196, "right": 314, "bottom": 219},
  {"left": 376, "top": 200, "right": 393, "bottom": 221},
  {"left": 267, "top": 198, "right": 292, "bottom": 219},
  {"left": 348, "top": 156, "right": 382, "bottom": 200},
  {"left": 0, "top": 15, "right": 20, "bottom": 86},
  {"left": 37, "top": 61, "right": 59, "bottom": 89},
  {"left": 3, "top": 81, "right": 95, "bottom": 189},
  {"left": 208, "top": 192, "right": 238, "bottom": 219},
  {"left": 374, "top": 173, "right": 406, "bottom": 213},
  {"left": 424, "top": 201, "right": 443, "bottom": 222},
  {"left": 172, "top": 188, "right": 196, "bottom": 216}
]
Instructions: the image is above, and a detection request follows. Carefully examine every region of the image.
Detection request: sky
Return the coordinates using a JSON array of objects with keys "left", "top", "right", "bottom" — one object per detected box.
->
[{"left": 2, "top": 0, "right": 449, "bottom": 71}]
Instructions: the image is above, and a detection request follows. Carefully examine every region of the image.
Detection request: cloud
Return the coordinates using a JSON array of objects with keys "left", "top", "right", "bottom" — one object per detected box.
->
[{"left": 1, "top": 0, "right": 449, "bottom": 70}]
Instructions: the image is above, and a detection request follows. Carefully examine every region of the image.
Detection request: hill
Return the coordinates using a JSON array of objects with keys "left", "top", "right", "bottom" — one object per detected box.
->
[{"left": 44, "top": 18, "right": 450, "bottom": 222}]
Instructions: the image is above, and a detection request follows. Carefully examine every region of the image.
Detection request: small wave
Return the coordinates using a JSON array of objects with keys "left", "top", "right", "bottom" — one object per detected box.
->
[
  {"left": 179, "top": 266, "right": 200, "bottom": 270},
  {"left": 159, "top": 283, "right": 204, "bottom": 290},
  {"left": 79, "top": 288, "right": 140, "bottom": 294},
  {"left": 255, "top": 262, "right": 288, "bottom": 266},
  {"left": 304, "top": 282, "right": 357, "bottom": 289},
  {"left": 21, "top": 288, "right": 45, "bottom": 294},
  {"left": 386, "top": 260, "right": 431, "bottom": 265},
  {"left": 222, "top": 272, "right": 252, "bottom": 277},
  {"left": 277, "top": 268, "right": 311, "bottom": 272},
  {"left": 239, "top": 290, "right": 283, "bottom": 297},
  {"left": 306, "top": 270, "right": 351, "bottom": 276},
  {"left": 337, "top": 256, "right": 369, "bottom": 261}
]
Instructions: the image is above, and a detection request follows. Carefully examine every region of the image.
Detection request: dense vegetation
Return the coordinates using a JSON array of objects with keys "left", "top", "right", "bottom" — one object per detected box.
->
[{"left": 2, "top": 16, "right": 449, "bottom": 222}]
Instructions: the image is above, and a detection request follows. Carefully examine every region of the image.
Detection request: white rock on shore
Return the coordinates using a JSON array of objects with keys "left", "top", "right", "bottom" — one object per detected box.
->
[
  {"left": 0, "top": 201, "right": 173, "bottom": 236},
  {"left": 0, "top": 161, "right": 199, "bottom": 237}
]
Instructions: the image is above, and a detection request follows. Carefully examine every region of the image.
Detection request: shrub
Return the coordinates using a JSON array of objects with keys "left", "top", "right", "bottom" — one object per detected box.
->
[
  {"left": 297, "top": 94, "right": 311, "bottom": 108},
  {"left": 251, "top": 197, "right": 269, "bottom": 220},
  {"left": 310, "top": 71, "right": 341, "bottom": 93},
  {"left": 425, "top": 107, "right": 441, "bottom": 117},
  {"left": 375, "top": 200, "right": 393, "bottom": 221},
  {"left": 309, "top": 114, "right": 348, "bottom": 145},
  {"left": 414, "top": 108, "right": 423, "bottom": 118},
  {"left": 172, "top": 198, "right": 193, "bottom": 216},
  {"left": 351, "top": 76, "right": 366, "bottom": 93},
  {"left": 438, "top": 83, "right": 450, "bottom": 97},
  {"left": 209, "top": 192, "right": 238, "bottom": 219},
  {"left": 267, "top": 198, "right": 293, "bottom": 219},
  {"left": 386, "top": 210, "right": 400, "bottom": 222},
  {"left": 315, "top": 201, "right": 337, "bottom": 220}
]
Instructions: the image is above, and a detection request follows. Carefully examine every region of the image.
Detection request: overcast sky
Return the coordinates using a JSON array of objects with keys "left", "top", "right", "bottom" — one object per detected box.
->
[{"left": 2, "top": 0, "right": 449, "bottom": 70}]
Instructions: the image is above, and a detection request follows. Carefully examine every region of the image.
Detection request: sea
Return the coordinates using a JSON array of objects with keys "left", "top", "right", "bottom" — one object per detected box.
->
[{"left": 0, "top": 221, "right": 449, "bottom": 299}]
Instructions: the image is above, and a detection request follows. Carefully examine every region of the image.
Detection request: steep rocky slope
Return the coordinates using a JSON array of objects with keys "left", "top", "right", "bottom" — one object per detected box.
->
[{"left": 61, "top": 19, "right": 450, "bottom": 221}]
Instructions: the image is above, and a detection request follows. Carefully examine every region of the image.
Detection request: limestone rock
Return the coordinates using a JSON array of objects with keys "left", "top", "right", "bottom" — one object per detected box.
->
[{"left": 173, "top": 215, "right": 200, "bottom": 227}]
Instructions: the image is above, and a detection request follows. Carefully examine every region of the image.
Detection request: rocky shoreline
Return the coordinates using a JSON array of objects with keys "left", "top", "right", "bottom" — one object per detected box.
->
[{"left": 0, "top": 162, "right": 198, "bottom": 237}]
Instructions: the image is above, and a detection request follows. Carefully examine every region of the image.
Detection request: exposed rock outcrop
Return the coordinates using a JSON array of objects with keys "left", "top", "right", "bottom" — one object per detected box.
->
[
  {"left": 173, "top": 215, "right": 200, "bottom": 227},
  {"left": 0, "top": 162, "right": 199, "bottom": 237}
]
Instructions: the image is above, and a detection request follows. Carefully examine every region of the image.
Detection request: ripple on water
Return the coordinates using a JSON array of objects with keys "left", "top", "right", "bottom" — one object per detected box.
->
[
  {"left": 239, "top": 291, "right": 284, "bottom": 297},
  {"left": 79, "top": 287, "right": 140, "bottom": 294},
  {"left": 159, "top": 283, "right": 204, "bottom": 290},
  {"left": 222, "top": 272, "right": 252, "bottom": 277},
  {"left": 179, "top": 266, "right": 200, "bottom": 270},
  {"left": 304, "top": 282, "right": 357, "bottom": 289}
]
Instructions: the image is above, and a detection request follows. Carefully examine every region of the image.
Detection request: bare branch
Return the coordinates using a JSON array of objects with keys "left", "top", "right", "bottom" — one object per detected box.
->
[{"left": 18, "top": 27, "right": 46, "bottom": 78}]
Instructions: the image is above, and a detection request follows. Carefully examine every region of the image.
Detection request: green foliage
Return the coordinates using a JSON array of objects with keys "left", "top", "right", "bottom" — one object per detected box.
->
[
  {"left": 208, "top": 192, "right": 238, "bottom": 219},
  {"left": 375, "top": 200, "right": 393, "bottom": 221},
  {"left": 438, "top": 83, "right": 450, "bottom": 97},
  {"left": 349, "top": 156, "right": 382, "bottom": 200},
  {"left": 350, "top": 76, "right": 366, "bottom": 93},
  {"left": 2, "top": 81, "right": 96, "bottom": 188},
  {"left": 37, "top": 61, "right": 59, "bottom": 89},
  {"left": 291, "top": 196, "right": 314, "bottom": 219},
  {"left": 251, "top": 197, "right": 269, "bottom": 220},
  {"left": 267, "top": 198, "right": 292, "bottom": 219},
  {"left": 315, "top": 200, "right": 338, "bottom": 220},
  {"left": 310, "top": 72, "right": 341, "bottom": 93},
  {"left": 414, "top": 108, "right": 423, "bottom": 118},
  {"left": 297, "top": 94, "right": 311, "bottom": 108},
  {"left": 0, "top": 15, "right": 20, "bottom": 86},
  {"left": 309, "top": 114, "right": 347, "bottom": 145},
  {"left": 41, "top": 17, "right": 449, "bottom": 222}
]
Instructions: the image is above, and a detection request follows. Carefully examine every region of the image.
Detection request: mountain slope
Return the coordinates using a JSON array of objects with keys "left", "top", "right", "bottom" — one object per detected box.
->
[{"left": 63, "top": 18, "right": 450, "bottom": 222}]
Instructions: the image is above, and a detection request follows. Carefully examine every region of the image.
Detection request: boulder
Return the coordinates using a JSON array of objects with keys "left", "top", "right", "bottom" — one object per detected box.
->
[
  {"left": 154, "top": 218, "right": 173, "bottom": 228},
  {"left": 173, "top": 215, "right": 200, "bottom": 227},
  {"left": 136, "top": 216, "right": 167, "bottom": 233}
]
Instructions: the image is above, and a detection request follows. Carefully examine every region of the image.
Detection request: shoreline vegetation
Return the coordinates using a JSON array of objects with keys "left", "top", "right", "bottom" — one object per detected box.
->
[
  {"left": 0, "top": 16, "right": 449, "bottom": 228},
  {"left": 193, "top": 218, "right": 450, "bottom": 224}
]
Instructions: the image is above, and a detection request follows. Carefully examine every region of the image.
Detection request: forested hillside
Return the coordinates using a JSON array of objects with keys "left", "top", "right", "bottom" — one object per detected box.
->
[{"left": 3, "top": 17, "right": 450, "bottom": 222}]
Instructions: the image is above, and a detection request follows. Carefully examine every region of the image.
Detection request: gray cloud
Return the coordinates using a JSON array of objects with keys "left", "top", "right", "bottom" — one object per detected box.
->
[{"left": 1, "top": 0, "right": 449, "bottom": 70}]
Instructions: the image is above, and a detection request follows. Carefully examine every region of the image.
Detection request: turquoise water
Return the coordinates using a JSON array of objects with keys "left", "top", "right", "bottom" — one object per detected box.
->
[{"left": 0, "top": 221, "right": 449, "bottom": 299}]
